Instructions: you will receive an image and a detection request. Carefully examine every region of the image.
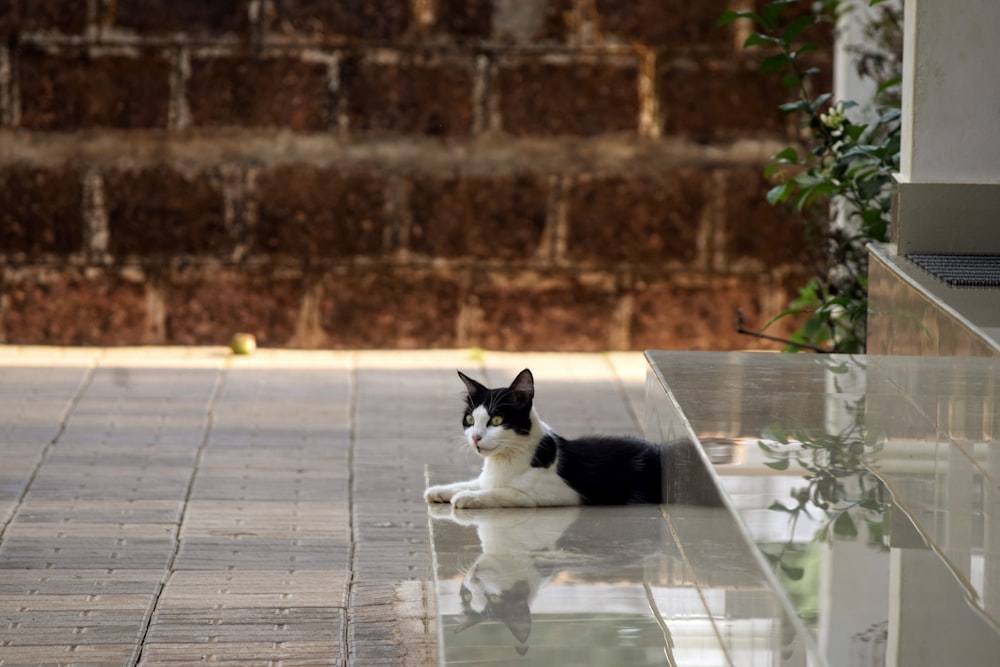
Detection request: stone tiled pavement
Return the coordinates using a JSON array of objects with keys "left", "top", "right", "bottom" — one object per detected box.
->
[{"left": 0, "top": 347, "right": 650, "bottom": 666}]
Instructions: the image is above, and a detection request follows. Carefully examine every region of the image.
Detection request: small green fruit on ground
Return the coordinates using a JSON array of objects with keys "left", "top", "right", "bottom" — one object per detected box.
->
[{"left": 229, "top": 333, "right": 257, "bottom": 355}]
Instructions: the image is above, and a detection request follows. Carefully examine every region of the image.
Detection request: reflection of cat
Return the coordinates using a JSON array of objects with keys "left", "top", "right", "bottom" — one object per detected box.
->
[
  {"left": 451, "top": 508, "right": 581, "bottom": 653},
  {"left": 425, "top": 369, "right": 663, "bottom": 508},
  {"left": 439, "top": 505, "right": 669, "bottom": 654}
]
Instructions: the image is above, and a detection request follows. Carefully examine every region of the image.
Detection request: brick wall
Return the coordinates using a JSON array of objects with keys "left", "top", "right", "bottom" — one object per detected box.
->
[{"left": 0, "top": 0, "right": 829, "bottom": 351}]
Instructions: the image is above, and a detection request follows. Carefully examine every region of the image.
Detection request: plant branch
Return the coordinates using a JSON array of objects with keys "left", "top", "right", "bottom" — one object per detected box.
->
[{"left": 735, "top": 308, "right": 829, "bottom": 353}]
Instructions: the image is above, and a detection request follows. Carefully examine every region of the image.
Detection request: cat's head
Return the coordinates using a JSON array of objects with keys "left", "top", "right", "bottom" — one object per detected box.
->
[
  {"left": 457, "top": 369, "right": 534, "bottom": 458},
  {"left": 456, "top": 561, "right": 533, "bottom": 649}
]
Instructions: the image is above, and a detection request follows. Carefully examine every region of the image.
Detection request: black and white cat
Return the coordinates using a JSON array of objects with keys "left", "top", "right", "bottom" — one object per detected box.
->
[{"left": 424, "top": 368, "right": 663, "bottom": 508}]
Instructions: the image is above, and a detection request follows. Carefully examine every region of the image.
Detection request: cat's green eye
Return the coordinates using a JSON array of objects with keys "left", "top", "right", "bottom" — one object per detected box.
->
[
  {"left": 489, "top": 415, "right": 503, "bottom": 426},
  {"left": 465, "top": 414, "right": 475, "bottom": 426}
]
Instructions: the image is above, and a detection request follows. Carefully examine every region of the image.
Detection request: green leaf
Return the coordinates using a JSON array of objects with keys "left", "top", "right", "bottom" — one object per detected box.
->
[
  {"left": 801, "top": 314, "right": 827, "bottom": 340},
  {"left": 773, "top": 146, "right": 799, "bottom": 163},
  {"left": 800, "top": 63, "right": 821, "bottom": 74},
  {"left": 795, "top": 180, "right": 837, "bottom": 210},
  {"left": 766, "top": 182, "right": 793, "bottom": 205},
  {"left": 810, "top": 92, "right": 832, "bottom": 111},
  {"left": 764, "top": 424, "right": 789, "bottom": 443},
  {"left": 833, "top": 511, "right": 858, "bottom": 538},
  {"left": 768, "top": 500, "right": 792, "bottom": 512},
  {"left": 780, "top": 561, "right": 805, "bottom": 580},
  {"left": 718, "top": 9, "right": 759, "bottom": 27},
  {"left": 879, "top": 108, "right": 902, "bottom": 124},
  {"left": 780, "top": 73, "right": 802, "bottom": 89},
  {"left": 844, "top": 123, "right": 866, "bottom": 142},
  {"left": 761, "top": 0, "right": 793, "bottom": 29},
  {"left": 866, "top": 519, "right": 884, "bottom": 544},
  {"left": 761, "top": 53, "right": 792, "bottom": 73},
  {"left": 761, "top": 307, "right": 807, "bottom": 334},
  {"left": 744, "top": 32, "right": 782, "bottom": 48},
  {"left": 856, "top": 176, "right": 885, "bottom": 200},
  {"left": 783, "top": 14, "right": 816, "bottom": 43},
  {"left": 877, "top": 75, "right": 903, "bottom": 95},
  {"left": 779, "top": 99, "right": 810, "bottom": 114},
  {"left": 764, "top": 458, "right": 791, "bottom": 471},
  {"left": 792, "top": 487, "right": 811, "bottom": 504}
]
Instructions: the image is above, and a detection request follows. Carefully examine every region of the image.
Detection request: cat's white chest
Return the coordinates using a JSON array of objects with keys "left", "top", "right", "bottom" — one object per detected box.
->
[{"left": 479, "top": 456, "right": 580, "bottom": 507}]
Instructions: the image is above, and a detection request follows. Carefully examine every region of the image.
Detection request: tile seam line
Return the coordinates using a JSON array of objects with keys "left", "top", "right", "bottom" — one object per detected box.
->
[
  {"left": 602, "top": 352, "right": 643, "bottom": 432},
  {"left": 0, "top": 358, "right": 98, "bottom": 542},
  {"left": 343, "top": 352, "right": 359, "bottom": 667},
  {"left": 131, "top": 356, "right": 231, "bottom": 667}
]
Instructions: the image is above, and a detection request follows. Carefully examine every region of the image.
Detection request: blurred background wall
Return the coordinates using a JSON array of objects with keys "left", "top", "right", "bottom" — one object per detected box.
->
[{"left": 0, "top": 0, "right": 827, "bottom": 350}]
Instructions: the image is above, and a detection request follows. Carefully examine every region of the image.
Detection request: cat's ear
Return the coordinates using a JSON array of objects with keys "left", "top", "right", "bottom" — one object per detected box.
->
[
  {"left": 457, "top": 371, "right": 488, "bottom": 403},
  {"left": 454, "top": 613, "right": 482, "bottom": 634},
  {"left": 509, "top": 369, "right": 534, "bottom": 404},
  {"left": 504, "top": 612, "right": 531, "bottom": 644}
]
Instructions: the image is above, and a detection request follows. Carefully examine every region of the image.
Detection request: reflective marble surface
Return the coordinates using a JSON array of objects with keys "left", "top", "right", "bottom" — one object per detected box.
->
[
  {"left": 868, "top": 242, "right": 1000, "bottom": 356},
  {"left": 427, "top": 352, "right": 1000, "bottom": 666},
  {"left": 428, "top": 493, "right": 807, "bottom": 666},
  {"left": 645, "top": 352, "right": 1000, "bottom": 667}
]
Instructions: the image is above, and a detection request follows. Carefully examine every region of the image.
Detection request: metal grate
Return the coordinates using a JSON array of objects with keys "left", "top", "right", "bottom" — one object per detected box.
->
[{"left": 905, "top": 252, "right": 1000, "bottom": 288}]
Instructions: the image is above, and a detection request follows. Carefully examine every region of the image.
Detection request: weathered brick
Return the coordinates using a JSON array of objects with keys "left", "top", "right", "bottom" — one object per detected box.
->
[
  {"left": 660, "top": 60, "right": 791, "bottom": 139},
  {"left": 630, "top": 277, "right": 779, "bottom": 351},
  {"left": 319, "top": 268, "right": 461, "bottom": 348},
  {"left": 0, "top": 0, "right": 88, "bottom": 35},
  {"left": 104, "top": 167, "right": 230, "bottom": 257},
  {"left": 2, "top": 269, "right": 150, "bottom": 345},
  {"left": 165, "top": 269, "right": 304, "bottom": 346},
  {"left": 267, "top": 0, "right": 411, "bottom": 40},
  {"left": 434, "top": 0, "right": 491, "bottom": 40},
  {"left": 466, "top": 272, "right": 616, "bottom": 351},
  {"left": 340, "top": 55, "right": 474, "bottom": 136},
  {"left": 596, "top": 0, "right": 730, "bottom": 48},
  {"left": 0, "top": 5, "right": 12, "bottom": 34},
  {"left": 408, "top": 174, "right": 549, "bottom": 259},
  {"left": 721, "top": 167, "right": 807, "bottom": 267},
  {"left": 498, "top": 60, "right": 639, "bottom": 136},
  {"left": 541, "top": 0, "right": 573, "bottom": 41},
  {"left": 112, "top": 0, "right": 247, "bottom": 36},
  {"left": 0, "top": 165, "right": 84, "bottom": 256},
  {"left": 18, "top": 47, "right": 170, "bottom": 130},
  {"left": 188, "top": 56, "right": 330, "bottom": 130},
  {"left": 565, "top": 171, "right": 708, "bottom": 264},
  {"left": 255, "top": 166, "right": 390, "bottom": 259},
  {"left": 491, "top": 0, "right": 573, "bottom": 44}
]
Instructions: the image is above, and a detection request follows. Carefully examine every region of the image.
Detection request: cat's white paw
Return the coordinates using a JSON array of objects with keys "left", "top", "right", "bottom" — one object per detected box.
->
[
  {"left": 452, "top": 491, "right": 492, "bottom": 509},
  {"left": 424, "top": 485, "right": 455, "bottom": 503}
]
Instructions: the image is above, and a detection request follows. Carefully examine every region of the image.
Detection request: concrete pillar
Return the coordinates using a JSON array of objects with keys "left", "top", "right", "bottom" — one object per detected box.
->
[{"left": 894, "top": 0, "right": 1000, "bottom": 253}]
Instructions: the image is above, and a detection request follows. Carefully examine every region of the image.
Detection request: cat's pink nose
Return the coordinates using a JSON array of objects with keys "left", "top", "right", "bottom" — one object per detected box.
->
[{"left": 472, "top": 434, "right": 482, "bottom": 444}]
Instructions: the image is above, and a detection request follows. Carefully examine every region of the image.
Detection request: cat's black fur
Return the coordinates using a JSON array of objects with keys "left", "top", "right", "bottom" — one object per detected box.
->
[{"left": 535, "top": 432, "right": 662, "bottom": 504}]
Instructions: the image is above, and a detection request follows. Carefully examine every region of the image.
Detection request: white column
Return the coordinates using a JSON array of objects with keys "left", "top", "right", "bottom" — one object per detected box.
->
[{"left": 894, "top": 0, "right": 1000, "bottom": 253}]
